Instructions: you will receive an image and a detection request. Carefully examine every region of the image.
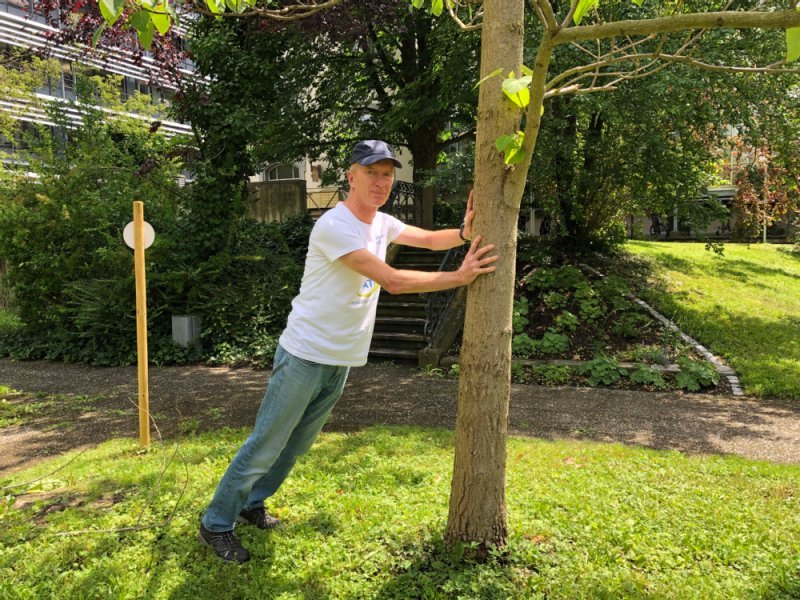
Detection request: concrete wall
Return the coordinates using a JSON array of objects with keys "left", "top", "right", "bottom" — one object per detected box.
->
[{"left": 246, "top": 180, "right": 306, "bottom": 223}]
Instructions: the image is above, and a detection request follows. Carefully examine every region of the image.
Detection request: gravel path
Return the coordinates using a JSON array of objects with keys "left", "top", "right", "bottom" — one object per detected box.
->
[{"left": 1, "top": 358, "right": 799, "bottom": 474}]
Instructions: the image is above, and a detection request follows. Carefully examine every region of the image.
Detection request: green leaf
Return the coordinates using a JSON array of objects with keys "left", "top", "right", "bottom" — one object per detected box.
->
[
  {"left": 495, "top": 131, "right": 525, "bottom": 165},
  {"left": 431, "top": 0, "right": 443, "bottom": 16},
  {"left": 473, "top": 67, "right": 503, "bottom": 90},
  {"left": 136, "top": 20, "right": 156, "bottom": 51},
  {"left": 205, "top": 0, "right": 224, "bottom": 14},
  {"left": 151, "top": 4, "right": 171, "bottom": 35},
  {"left": 788, "top": 27, "right": 800, "bottom": 63},
  {"left": 502, "top": 73, "right": 532, "bottom": 108},
  {"left": 521, "top": 64, "right": 533, "bottom": 76},
  {"left": 495, "top": 134, "right": 514, "bottom": 153},
  {"left": 573, "top": 0, "right": 599, "bottom": 25},
  {"left": 99, "top": 0, "right": 125, "bottom": 26},
  {"left": 412, "top": 0, "right": 425, "bottom": 8},
  {"left": 130, "top": 10, "right": 150, "bottom": 31},
  {"left": 630, "top": 0, "right": 644, "bottom": 5},
  {"left": 90, "top": 23, "right": 106, "bottom": 47}
]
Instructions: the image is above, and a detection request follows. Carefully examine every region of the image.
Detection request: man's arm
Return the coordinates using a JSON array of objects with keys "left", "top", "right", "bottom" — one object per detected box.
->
[
  {"left": 339, "top": 236, "right": 498, "bottom": 295},
  {"left": 394, "top": 190, "right": 477, "bottom": 251}
]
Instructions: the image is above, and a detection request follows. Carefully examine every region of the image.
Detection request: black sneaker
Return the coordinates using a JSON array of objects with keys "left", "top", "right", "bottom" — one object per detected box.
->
[
  {"left": 199, "top": 522, "right": 250, "bottom": 563},
  {"left": 237, "top": 506, "right": 281, "bottom": 530}
]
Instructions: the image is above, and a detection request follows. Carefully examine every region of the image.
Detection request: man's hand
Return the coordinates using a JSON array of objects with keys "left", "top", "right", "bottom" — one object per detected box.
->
[
  {"left": 457, "top": 235, "right": 498, "bottom": 285},
  {"left": 461, "top": 190, "right": 475, "bottom": 241}
]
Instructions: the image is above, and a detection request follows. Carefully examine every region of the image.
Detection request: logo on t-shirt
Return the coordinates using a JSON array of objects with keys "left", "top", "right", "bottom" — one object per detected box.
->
[{"left": 357, "top": 279, "right": 379, "bottom": 299}]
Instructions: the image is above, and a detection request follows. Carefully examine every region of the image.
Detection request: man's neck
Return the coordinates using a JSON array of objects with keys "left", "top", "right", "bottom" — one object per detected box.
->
[{"left": 342, "top": 196, "right": 378, "bottom": 224}]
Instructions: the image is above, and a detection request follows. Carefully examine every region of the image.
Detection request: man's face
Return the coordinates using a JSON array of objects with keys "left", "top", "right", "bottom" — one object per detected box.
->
[{"left": 348, "top": 160, "right": 396, "bottom": 208}]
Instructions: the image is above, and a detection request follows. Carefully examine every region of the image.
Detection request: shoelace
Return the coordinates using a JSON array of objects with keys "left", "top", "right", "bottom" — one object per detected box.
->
[{"left": 210, "top": 531, "right": 242, "bottom": 558}]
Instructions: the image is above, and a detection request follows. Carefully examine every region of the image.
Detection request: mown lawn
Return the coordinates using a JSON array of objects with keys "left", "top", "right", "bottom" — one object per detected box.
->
[
  {"left": 1, "top": 426, "right": 799, "bottom": 599},
  {"left": 625, "top": 242, "right": 800, "bottom": 400}
]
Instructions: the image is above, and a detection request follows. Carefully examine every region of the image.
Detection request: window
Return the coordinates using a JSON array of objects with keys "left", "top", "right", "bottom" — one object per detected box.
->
[{"left": 267, "top": 163, "right": 302, "bottom": 181}]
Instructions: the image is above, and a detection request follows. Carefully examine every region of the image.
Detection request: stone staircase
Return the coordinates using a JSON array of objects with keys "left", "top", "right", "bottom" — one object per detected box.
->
[{"left": 368, "top": 247, "right": 447, "bottom": 363}]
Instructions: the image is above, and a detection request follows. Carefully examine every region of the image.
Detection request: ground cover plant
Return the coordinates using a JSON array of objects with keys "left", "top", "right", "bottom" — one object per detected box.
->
[
  {"left": 503, "top": 240, "right": 720, "bottom": 393},
  {"left": 622, "top": 242, "right": 800, "bottom": 400},
  {"left": 0, "top": 425, "right": 798, "bottom": 599}
]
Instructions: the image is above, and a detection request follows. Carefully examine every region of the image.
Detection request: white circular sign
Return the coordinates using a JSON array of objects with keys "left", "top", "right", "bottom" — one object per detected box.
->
[{"left": 123, "top": 221, "right": 155, "bottom": 250}]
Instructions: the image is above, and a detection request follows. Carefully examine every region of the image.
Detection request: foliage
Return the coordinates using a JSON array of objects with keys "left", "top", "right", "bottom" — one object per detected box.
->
[
  {"left": 676, "top": 356, "right": 720, "bottom": 392},
  {"left": 512, "top": 258, "right": 656, "bottom": 363},
  {"left": 2, "top": 425, "right": 800, "bottom": 597},
  {"left": 0, "top": 85, "right": 183, "bottom": 365},
  {"left": 0, "top": 52, "right": 61, "bottom": 145},
  {"left": 578, "top": 354, "right": 628, "bottom": 386},
  {"left": 729, "top": 142, "right": 800, "bottom": 241},
  {"left": 530, "top": 363, "right": 572, "bottom": 385},
  {"left": 628, "top": 363, "right": 668, "bottom": 389},
  {"left": 0, "top": 76, "right": 311, "bottom": 367},
  {"left": 190, "top": 214, "right": 312, "bottom": 368},
  {"left": 626, "top": 241, "right": 800, "bottom": 398}
]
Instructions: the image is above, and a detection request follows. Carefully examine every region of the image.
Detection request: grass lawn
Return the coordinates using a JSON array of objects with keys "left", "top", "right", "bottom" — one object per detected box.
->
[
  {"left": 624, "top": 242, "right": 800, "bottom": 400},
  {"left": 1, "top": 426, "right": 799, "bottom": 599}
]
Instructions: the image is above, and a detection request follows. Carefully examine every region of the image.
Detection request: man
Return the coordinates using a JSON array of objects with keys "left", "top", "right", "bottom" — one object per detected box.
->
[{"left": 199, "top": 140, "right": 497, "bottom": 563}]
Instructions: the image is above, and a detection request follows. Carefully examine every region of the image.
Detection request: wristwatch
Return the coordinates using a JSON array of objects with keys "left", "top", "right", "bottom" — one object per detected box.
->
[{"left": 459, "top": 222, "right": 469, "bottom": 242}]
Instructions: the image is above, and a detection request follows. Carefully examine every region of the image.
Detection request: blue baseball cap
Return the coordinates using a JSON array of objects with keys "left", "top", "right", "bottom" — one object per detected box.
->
[{"left": 350, "top": 140, "right": 402, "bottom": 168}]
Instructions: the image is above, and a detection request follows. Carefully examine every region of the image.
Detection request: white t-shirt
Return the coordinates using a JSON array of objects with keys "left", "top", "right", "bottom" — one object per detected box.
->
[{"left": 279, "top": 202, "right": 406, "bottom": 367}]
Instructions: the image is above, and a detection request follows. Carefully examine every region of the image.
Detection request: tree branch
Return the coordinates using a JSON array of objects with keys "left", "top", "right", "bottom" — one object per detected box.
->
[
  {"left": 546, "top": 50, "right": 800, "bottom": 99},
  {"left": 445, "top": 0, "right": 483, "bottom": 31},
  {"left": 559, "top": 0, "right": 578, "bottom": 32},
  {"left": 552, "top": 9, "right": 800, "bottom": 45},
  {"left": 534, "top": 0, "right": 558, "bottom": 32},
  {"left": 180, "top": 0, "right": 344, "bottom": 21}
]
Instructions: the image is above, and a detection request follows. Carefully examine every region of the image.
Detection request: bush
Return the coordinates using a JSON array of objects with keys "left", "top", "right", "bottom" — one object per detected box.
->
[
  {"left": 676, "top": 356, "right": 720, "bottom": 391},
  {"left": 629, "top": 364, "right": 668, "bottom": 389},
  {"left": 0, "top": 98, "right": 185, "bottom": 364},
  {"left": 0, "top": 93, "right": 311, "bottom": 367},
  {"left": 579, "top": 355, "right": 628, "bottom": 386}
]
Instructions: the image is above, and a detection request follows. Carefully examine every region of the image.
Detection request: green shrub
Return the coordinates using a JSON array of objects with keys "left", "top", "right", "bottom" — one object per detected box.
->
[
  {"left": 676, "top": 356, "right": 720, "bottom": 391},
  {"left": 511, "top": 333, "right": 537, "bottom": 357},
  {"left": 579, "top": 355, "right": 628, "bottom": 386},
  {"left": 554, "top": 310, "right": 579, "bottom": 332},
  {"left": 532, "top": 363, "right": 572, "bottom": 385},
  {"left": 0, "top": 96, "right": 310, "bottom": 367},
  {"left": 629, "top": 364, "right": 668, "bottom": 389},
  {"left": 538, "top": 331, "right": 571, "bottom": 355},
  {"left": 512, "top": 297, "right": 529, "bottom": 333},
  {"left": 0, "top": 100, "right": 185, "bottom": 364},
  {"left": 612, "top": 312, "right": 651, "bottom": 338}
]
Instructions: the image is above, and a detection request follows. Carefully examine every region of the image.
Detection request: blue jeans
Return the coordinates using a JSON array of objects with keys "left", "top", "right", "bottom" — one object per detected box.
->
[{"left": 202, "top": 344, "right": 350, "bottom": 532}]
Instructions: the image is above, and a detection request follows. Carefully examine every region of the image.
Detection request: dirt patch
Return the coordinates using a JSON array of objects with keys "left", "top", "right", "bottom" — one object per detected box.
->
[{"left": 1, "top": 358, "right": 800, "bottom": 477}]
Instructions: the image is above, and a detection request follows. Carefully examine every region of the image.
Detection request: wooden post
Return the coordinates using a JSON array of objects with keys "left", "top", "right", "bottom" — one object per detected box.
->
[{"left": 133, "top": 201, "right": 150, "bottom": 448}]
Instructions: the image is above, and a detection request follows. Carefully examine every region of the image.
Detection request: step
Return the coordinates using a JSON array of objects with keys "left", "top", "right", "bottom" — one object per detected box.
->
[
  {"left": 394, "top": 262, "right": 442, "bottom": 271},
  {"left": 374, "top": 316, "right": 427, "bottom": 333},
  {"left": 379, "top": 293, "right": 427, "bottom": 305},
  {"left": 376, "top": 304, "right": 427, "bottom": 318},
  {"left": 370, "top": 332, "right": 426, "bottom": 349},
  {"left": 367, "top": 347, "right": 420, "bottom": 362}
]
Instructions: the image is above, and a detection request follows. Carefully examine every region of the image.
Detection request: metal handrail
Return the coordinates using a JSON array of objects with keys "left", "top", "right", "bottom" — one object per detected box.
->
[{"left": 424, "top": 244, "right": 468, "bottom": 343}]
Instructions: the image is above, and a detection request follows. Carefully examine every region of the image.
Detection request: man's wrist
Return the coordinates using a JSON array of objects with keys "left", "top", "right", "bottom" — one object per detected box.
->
[{"left": 458, "top": 222, "right": 469, "bottom": 242}]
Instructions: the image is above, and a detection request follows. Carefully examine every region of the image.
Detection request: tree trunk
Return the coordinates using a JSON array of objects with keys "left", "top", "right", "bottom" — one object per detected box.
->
[
  {"left": 410, "top": 127, "right": 440, "bottom": 228},
  {"left": 445, "top": 0, "right": 528, "bottom": 555}
]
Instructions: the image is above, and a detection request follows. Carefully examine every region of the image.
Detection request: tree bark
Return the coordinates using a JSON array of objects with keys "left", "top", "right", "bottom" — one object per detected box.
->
[
  {"left": 410, "top": 128, "right": 440, "bottom": 229},
  {"left": 445, "top": 0, "right": 528, "bottom": 555}
]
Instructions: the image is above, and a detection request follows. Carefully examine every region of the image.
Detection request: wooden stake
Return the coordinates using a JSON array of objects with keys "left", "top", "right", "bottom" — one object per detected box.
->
[{"left": 133, "top": 201, "right": 150, "bottom": 448}]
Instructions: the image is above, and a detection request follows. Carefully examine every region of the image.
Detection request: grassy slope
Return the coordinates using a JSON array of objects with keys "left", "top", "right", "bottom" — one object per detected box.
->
[
  {"left": 1, "top": 427, "right": 799, "bottom": 599},
  {"left": 625, "top": 242, "right": 800, "bottom": 400}
]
